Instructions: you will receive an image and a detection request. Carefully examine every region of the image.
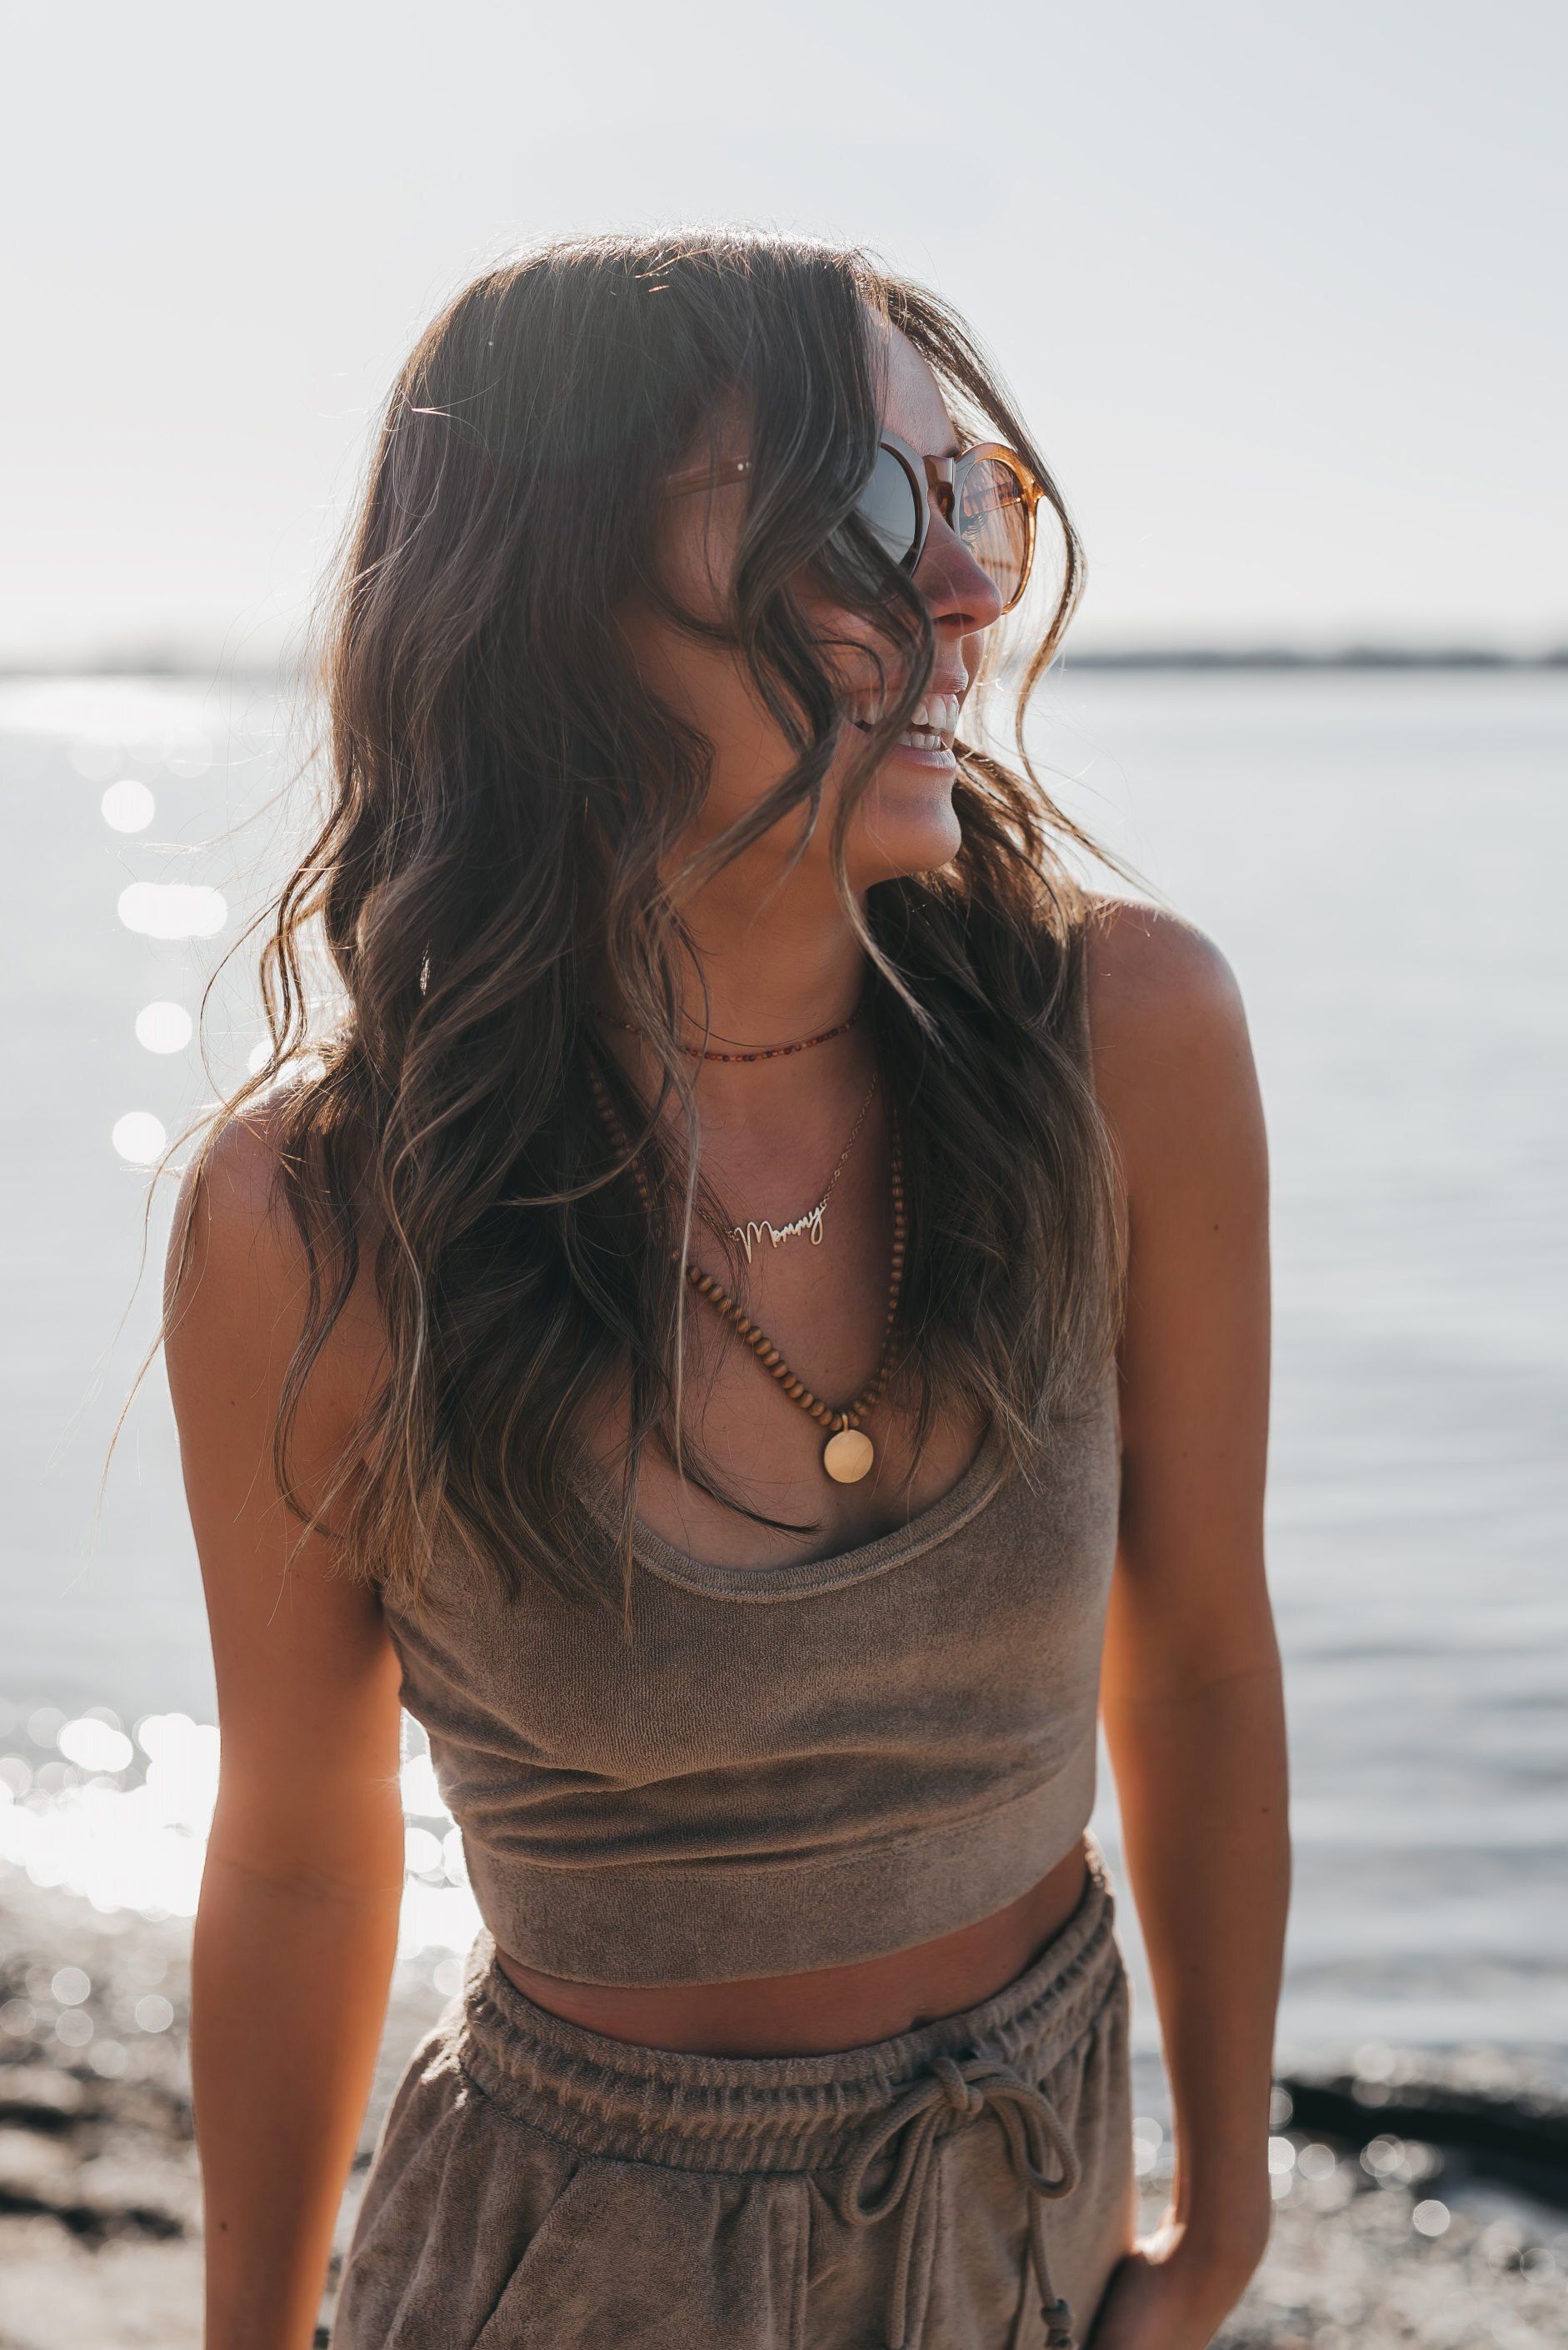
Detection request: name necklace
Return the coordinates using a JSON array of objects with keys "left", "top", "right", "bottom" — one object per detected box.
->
[
  {"left": 727, "top": 1068, "right": 879, "bottom": 1263},
  {"left": 585, "top": 1058, "right": 905, "bottom": 1485}
]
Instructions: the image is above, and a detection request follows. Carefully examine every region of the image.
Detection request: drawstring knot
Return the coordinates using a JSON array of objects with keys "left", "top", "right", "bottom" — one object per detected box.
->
[
  {"left": 836, "top": 2048, "right": 1082, "bottom": 2350},
  {"left": 935, "top": 2055, "right": 988, "bottom": 2122}
]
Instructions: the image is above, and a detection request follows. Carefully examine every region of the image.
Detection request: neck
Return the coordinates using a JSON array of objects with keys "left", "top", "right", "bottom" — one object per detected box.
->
[{"left": 609, "top": 888, "right": 872, "bottom": 1062}]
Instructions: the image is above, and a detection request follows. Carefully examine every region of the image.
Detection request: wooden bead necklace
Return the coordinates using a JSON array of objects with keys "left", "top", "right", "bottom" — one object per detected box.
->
[{"left": 585, "top": 1057, "right": 906, "bottom": 1484}]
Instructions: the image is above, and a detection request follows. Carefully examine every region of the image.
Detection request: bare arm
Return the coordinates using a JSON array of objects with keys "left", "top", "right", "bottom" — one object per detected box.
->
[
  {"left": 1086, "top": 901, "right": 1289, "bottom": 2322},
  {"left": 165, "top": 1115, "right": 405, "bottom": 2350}
]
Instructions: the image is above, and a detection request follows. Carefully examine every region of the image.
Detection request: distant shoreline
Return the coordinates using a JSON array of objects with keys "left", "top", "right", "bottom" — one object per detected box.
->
[
  {"left": 1, "top": 645, "right": 1566, "bottom": 685},
  {"left": 1061, "top": 644, "right": 1568, "bottom": 671}
]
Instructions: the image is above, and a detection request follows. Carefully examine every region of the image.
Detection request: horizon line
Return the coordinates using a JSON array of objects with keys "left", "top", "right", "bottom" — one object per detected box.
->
[{"left": 2, "top": 641, "right": 1566, "bottom": 685}]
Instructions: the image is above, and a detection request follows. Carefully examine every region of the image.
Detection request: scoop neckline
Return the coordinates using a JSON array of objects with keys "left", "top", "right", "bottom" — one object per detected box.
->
[{"left": 572, "top": 1418, "right": 1013, "bottom": 1602}]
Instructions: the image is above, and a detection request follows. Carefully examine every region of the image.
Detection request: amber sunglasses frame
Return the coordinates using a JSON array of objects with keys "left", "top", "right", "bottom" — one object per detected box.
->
[{"left": 662, "top": 428, "right": 1046, "bottom": 614}]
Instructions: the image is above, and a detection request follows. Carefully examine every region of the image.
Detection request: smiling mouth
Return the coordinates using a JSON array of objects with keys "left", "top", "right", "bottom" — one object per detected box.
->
[{"left": 846, "top": 689, "right": 961, "bottom": 753}]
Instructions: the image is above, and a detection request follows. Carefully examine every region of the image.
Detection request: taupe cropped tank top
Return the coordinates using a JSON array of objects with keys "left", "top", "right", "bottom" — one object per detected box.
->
[{"left": 383, "top": 1372, "right": 1122, "bottom": 1985}]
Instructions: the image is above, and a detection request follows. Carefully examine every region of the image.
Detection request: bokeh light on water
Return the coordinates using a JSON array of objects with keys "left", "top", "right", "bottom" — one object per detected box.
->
[
  {"left": 0, "top": 1705, "right": 479, "bottom": 1959},
  {"left": 117, "top": 880, "right": 227, "bottom": 939},
  {"left": 70, "top": 737, "right": 126, "bottom": 783},
  {"left": 111, "top": 1110, "right": 168, "bottom": 1165},
  {"left": 134, "top": 999, "right": 193, "bottom": 1054},
  {"left": 57, "top": 1717, "right": 134, "bottom": 1772},
  {"left": 100, "top": 778, "right": 156, "bottom": 833}
]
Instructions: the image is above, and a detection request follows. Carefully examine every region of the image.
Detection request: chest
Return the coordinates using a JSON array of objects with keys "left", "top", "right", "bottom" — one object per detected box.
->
[
  {"left": 586, "top": 1132, "right": 987, "bottom": 1567},
  {"left": 400, "top": 1382, "right": 1122, "bottom": 1792}
]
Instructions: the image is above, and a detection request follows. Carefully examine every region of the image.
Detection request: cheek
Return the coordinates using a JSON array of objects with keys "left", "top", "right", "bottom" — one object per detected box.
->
[
  {"left": 656, "top": 642, "right": 817, "bottom": 842},
  {"left": 702, "top": 672, "right": 798, "bottom": 807},
  {"left": 621, "top": 600, "right": 786, "bottom": 777}
]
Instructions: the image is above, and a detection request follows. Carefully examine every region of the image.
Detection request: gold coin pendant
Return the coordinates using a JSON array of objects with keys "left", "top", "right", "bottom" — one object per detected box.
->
[{"left": 822, "top": 1428, "right": 875, "bottom": 1484}]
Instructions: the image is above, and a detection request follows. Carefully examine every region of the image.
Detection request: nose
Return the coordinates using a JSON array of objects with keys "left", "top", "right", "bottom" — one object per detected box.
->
[{"left": 914, "top": 511, "right": 1006, "bottom": 639}]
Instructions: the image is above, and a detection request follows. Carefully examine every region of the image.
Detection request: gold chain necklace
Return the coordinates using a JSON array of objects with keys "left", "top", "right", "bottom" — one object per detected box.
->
[
  {"left": 727, "top": 1068, "right": 879, "bottom": 1264},
  {"left": 585, "top": 1058, "right": 906, "bottom": 1484}
]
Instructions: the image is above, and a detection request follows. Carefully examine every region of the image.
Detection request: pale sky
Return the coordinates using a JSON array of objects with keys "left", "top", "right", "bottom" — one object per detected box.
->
[{"left": 5, "top": 0, "right": 1563, "bottom": 663}]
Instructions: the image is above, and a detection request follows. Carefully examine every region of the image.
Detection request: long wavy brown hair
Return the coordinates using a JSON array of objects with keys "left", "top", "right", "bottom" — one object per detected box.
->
[{"left": 135, "top": 226, "right": 1145, "bottom": 1625}]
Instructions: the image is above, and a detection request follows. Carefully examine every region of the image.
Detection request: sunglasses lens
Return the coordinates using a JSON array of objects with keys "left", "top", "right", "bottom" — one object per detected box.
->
[
  {"left": 848, "top": 443, "right": 922, "bottom": 568},
  {"left": 957, "top": 456, "right": 1033, "bottom": 605}
]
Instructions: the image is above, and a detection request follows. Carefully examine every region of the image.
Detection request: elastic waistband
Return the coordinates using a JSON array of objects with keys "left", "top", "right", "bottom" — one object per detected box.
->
[{"left": 457, "top": 1832, "right": 1123, "bottom": 2172}]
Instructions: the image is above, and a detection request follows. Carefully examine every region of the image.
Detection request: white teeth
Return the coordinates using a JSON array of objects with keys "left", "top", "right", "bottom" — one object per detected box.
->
[
  {"left": 906, "top": 693, "right": 960, "bottom": 740},
  {"left": 849, "top": 689, "right": 961, "bottom": 745}
]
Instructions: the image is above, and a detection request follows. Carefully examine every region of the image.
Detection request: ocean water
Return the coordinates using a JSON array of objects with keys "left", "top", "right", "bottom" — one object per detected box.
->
[{"left": 2, "top": 667, "right": 1564, "bottom": 2065}]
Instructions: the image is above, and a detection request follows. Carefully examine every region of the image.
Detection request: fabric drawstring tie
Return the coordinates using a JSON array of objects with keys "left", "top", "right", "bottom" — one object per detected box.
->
[{"left": 836, "top": 2048, "right": 1083, "bottom": 2350}]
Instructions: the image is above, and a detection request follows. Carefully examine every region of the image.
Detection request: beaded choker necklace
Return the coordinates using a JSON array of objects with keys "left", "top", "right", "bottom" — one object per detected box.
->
[{"left": 598, "top": 998, "right": 865, "bottom": 1064}]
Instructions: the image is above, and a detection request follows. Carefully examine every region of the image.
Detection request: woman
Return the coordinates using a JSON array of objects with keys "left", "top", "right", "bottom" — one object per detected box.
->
[{"left": 161, "top": 229, "right": 1286, "bottom": 2349}]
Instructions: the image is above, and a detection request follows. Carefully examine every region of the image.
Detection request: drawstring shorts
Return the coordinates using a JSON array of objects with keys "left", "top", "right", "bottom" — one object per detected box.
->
[{"left": 333, "top": 1832, "right": 1136, "bottom": 2349}]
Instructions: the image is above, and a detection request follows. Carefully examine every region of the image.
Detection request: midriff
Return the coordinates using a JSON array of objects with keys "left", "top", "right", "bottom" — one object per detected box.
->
[{"left": 493, "top": 1835, "right": 1090, "bottom": 2056}]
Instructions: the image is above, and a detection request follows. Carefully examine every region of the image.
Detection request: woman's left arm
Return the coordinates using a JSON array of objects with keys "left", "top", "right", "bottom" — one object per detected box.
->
[{"left": 1084, "top": 898, "right": 1289, "bottom": 2347}]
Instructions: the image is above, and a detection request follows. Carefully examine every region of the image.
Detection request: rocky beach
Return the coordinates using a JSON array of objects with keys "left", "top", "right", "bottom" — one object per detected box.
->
[{"left": 2, "top": 1862, "right": 1563, "bottom": 2349}]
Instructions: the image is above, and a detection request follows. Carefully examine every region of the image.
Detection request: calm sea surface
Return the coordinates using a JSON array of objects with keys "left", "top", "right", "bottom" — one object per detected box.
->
[{"left": 2, "top": 668, "right": 1565, "bottom": 2066}]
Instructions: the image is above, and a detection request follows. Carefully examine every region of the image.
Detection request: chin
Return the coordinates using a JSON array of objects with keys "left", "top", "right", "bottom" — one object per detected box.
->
[{"left": 850, "top": 769, "right": 964, "bottom": 882}]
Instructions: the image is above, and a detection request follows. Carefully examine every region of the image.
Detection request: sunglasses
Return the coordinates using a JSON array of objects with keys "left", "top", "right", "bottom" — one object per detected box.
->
[{"left": 664, "top": 429, "right": 1046, "bottom": 614}]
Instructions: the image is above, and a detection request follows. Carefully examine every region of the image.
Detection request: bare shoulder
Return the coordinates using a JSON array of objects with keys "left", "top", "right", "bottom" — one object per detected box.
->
[
  {"left": 164, "top": 1085, "right": 386, "bottom": 1448},
  {"left": 1076, "top": 891, "right": 1265, "bottom": 1209},
  {"left": 166, "top": 1086, "right": 318, "bottom": 1328},
  {"left": 1080, "top": 891, "right": 1246, "bottom": 1050}
]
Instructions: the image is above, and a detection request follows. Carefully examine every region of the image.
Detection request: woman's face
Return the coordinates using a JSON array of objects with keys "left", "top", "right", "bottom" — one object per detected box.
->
[{"left": 619, "top": 322, "right": 1007, "bottom": 899}]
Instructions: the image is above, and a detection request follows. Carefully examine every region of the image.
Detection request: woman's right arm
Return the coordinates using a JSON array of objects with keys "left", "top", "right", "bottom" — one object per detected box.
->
[{"left": 165, "top": 1115, "right": 407, "bottom": 2350}]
